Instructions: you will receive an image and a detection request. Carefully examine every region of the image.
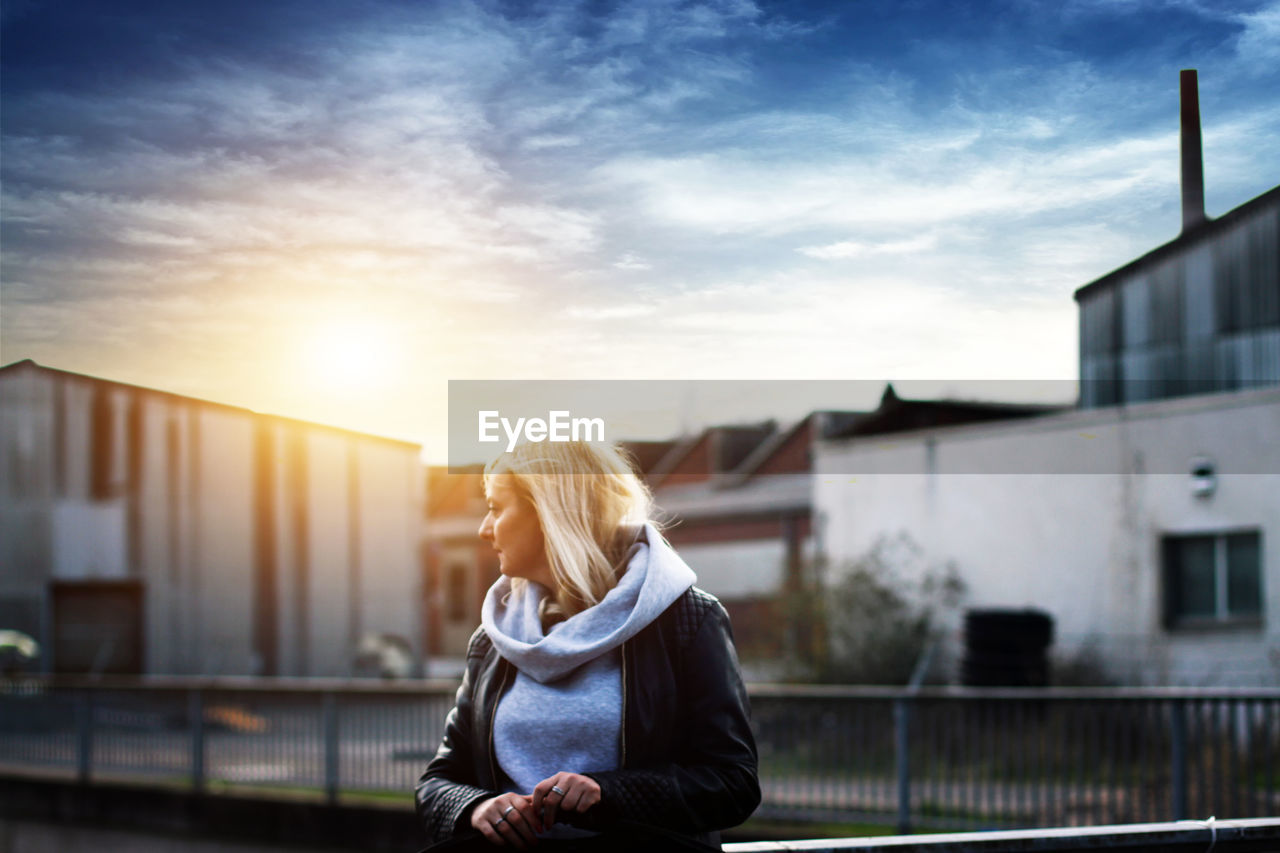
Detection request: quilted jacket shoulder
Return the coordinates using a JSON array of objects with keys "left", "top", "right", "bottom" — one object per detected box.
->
[
  {"left": 465, "top": 625, "right": 492, "bottom": 660},
  {"left": 671, "top": 586, "right": 721, "bottom": 648}
]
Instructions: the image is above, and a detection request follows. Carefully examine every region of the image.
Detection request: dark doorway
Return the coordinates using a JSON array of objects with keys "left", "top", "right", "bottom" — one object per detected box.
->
[{"left": 51, "top": 580, "right": 144, "bottom": 674}]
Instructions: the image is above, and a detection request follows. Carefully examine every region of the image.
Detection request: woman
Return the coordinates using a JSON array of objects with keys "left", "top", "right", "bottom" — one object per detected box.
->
[{"left": 415, "top": 440, "right": 760, "bottom": 851}]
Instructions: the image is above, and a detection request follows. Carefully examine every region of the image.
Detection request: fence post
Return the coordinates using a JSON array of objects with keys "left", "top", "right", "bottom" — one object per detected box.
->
[
  {"left": 895, "top": 696, "right": 911, "bottom": 835},
  {"left": 1170, "top": 698, "right": 1188, "bottom": 820},
  {"left": 323, "top": 691, "right": 339, "bottom": 805},
  {"left": 190, "top": 688, "right": 205, "bottom": 794},
  {"left": 75, "top": 690, "right": 93, "bottom": 784}
]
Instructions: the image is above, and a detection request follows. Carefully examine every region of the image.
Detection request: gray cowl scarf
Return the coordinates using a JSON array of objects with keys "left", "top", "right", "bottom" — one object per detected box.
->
[{"left": 480, "top": 522, "right": 695, "bottom": 795}]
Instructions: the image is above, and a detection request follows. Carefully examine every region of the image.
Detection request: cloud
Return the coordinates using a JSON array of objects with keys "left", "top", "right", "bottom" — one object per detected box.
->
[
  {"left": 563, "top": 304, "right": 658, "bottom": 321},
  {"left": 799, "top": 234, "right": 938, "bottom": 260},
  {"left": 1233, "top": 2, "right": 1280, "bottom": 64},
  {"left": 1, "top": 0, "right": 783, "bottom": 280},
  {"left": 1, "top": 0, "right": 800, "bottom": 428},
  {"left": 612, "top": 253, "right": 652, "bottom": 271},
  {"left": 541, "top": 270, "right": 1077, "bottom": 383},
  {"left": 523, "top": 134, "right": 583, "bottom": 151},
  {"left": 0, "top": 42, "right": 606, "bottom": 301},
  {"left": 594, "top": 138, "right": 1168, "bottom": 236},
  {"left": 2, "top": 0, "right": 1278, "bottom": 444}
]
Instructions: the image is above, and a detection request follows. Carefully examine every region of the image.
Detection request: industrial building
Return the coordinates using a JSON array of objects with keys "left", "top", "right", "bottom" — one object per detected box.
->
[
  {"left": 1078, "top": 72, "right": 1279, "bottom": 408},
  {"left": 814, "top": 71, "right": 1279, "bottom": 686},
  {"left": 0, "top": 360, "right": 424, "bottom": 677}
]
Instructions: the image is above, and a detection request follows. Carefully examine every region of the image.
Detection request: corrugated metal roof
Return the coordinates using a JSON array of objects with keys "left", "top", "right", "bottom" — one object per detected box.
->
[
  {"left": 1073, "top": 184, "right": 1280, "bottom": 302},
  {"left": 0, "top": 359, "right": 421, "bottom": 449}
]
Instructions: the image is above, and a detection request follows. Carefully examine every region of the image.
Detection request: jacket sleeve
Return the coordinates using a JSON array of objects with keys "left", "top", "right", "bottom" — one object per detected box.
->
[
  {"left": 586, "top": 601, "right": 761, "bottom": 834},
  {"left": 414, "top": 630, "right": 496, "bottom": 845}
]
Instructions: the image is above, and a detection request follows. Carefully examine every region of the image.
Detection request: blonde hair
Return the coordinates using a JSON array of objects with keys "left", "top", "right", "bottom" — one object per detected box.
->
[{"left": 485, "top": 441, "right": 655, "bottom": 624}]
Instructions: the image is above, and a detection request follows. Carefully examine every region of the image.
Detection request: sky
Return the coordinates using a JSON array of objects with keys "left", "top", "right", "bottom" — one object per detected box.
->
[{"left": 2, "top": 0, "right": 1278, "bottom": 458}]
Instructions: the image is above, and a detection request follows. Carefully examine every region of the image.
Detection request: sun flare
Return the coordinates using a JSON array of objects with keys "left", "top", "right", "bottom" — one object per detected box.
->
[{"left": 306, "top": 320, "right": 396, "bottom": 391}]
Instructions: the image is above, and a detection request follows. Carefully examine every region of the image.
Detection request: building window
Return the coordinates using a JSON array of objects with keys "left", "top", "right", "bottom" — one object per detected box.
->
[
  {"left": 1163, "top": 531, "right": 1263, "bottom": 628},
  {"left": 446, "top": 564, "right": 469, "bottom": 623}
]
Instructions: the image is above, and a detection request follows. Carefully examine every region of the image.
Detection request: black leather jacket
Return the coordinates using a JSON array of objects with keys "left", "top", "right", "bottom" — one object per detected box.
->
[{"left": 414, "top": 587, "right": 761, "bottom": 847}]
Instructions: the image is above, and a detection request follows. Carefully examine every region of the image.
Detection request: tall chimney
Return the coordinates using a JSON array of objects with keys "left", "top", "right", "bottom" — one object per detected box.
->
[{"left": 1180, "top": 69, "right": 1206, "bottom": 232}]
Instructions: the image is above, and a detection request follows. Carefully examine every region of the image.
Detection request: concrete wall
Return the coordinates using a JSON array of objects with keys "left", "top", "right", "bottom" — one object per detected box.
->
[{"left": 815, "top": 386, "right": 1280, "bottom": 686}]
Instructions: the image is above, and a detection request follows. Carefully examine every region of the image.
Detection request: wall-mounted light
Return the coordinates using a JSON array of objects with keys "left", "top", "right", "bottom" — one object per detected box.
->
[{"left": 1190, "top": 455, "right": 1216, "bottom": 498}]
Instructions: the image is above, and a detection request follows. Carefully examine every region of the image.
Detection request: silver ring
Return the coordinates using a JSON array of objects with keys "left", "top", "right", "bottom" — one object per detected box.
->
[
  {"left": 493, "top": 817, "right": 506, "bottom": 827},
  {"left": 551, "top": 785, "right": 566, "bottom": 796},
  {"left": 502, "top": 805, "right": 516, "bottom": 817}
]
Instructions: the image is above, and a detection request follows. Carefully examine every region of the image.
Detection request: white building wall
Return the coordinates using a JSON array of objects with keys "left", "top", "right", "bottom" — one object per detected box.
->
[
  {"left": 304, "top": 431, "right": 354, "bottom": 677},
  {"left": 50, "top": 503, "right": 127, "bottom": 578},
  {"left": 1, "top": 370, "right": 55, "bottom": 502},
  {"left": 61, "top": 379, "right": 93, "bottom": 500},
  {"left": 165, "top": 403, "right": 201, "bottom": 673},
  {"left": 138, "top": 399, "right": 182, "bottom": 673},
  {"left": 677, "top": 539, "right": 802, "bottom": 600},
  {"left": 188, "top": 406, "right": 256, "bottom": 675},
  {"left": 815, "top": 387, "right": 1280, "bottom": 686},
  {"left": 0, "top": 369, "right": 56, "bottom": 635},
  {"left": 266, "top": 424, "right": 303, "bottom": 677},
  {"left": 280, "top": 428, "right": 310, "bottom": 677},
  {"left": 354, "top": 440, "right": 422, "bottom": 657}
]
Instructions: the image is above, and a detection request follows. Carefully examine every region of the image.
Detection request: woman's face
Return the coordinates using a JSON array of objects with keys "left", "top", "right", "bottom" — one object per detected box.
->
[{"left": 479, "top": 475, "right": 553, "bottom": 588}]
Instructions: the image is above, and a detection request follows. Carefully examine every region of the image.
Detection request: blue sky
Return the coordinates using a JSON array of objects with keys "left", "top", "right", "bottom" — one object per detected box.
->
[{"left": 3, "top": 0, "right": 1278, "bottom": 454}]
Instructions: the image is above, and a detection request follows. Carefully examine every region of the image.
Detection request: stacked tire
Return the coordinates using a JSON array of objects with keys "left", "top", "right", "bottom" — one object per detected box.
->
[{"left": 961, "top": 608, "right": 1054, "bottom": 687}]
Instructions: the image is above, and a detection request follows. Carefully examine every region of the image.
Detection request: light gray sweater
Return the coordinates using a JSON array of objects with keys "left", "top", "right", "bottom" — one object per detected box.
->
[{"left": 480, "top": 523, "right": 695, "bottom": 796}]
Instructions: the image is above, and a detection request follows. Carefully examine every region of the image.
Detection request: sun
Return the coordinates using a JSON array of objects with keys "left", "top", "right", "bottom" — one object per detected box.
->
[{"left": 306, "top": 320, "right": 396, "bottom": 391}]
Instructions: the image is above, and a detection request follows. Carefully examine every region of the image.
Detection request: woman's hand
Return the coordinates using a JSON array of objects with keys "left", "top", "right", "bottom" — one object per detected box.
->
[
  {"left": 531, "top": 772, "right": 602, "bottom": 827},
  {"left": 469, "top": 793, "right": 541, "bottom": 848}
]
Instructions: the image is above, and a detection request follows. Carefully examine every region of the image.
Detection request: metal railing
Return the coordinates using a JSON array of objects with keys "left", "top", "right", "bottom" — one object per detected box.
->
[
  {"left": 1, "top": 678, "right": 1276, "bottom": 833},
  {"left": 0, "top": 676, "right": 457, "bottom": 799},
  {"left": 750, "top": 685, "right": 1280, "bottom": 832},
  {"left": 724, "top": 818, "right": 1280, "bottom": 852}
]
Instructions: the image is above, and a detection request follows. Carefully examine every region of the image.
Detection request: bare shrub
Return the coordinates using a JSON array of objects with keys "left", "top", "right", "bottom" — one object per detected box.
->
[{"left": 788, "top": 532, "right": 966, "bottom": 684}]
